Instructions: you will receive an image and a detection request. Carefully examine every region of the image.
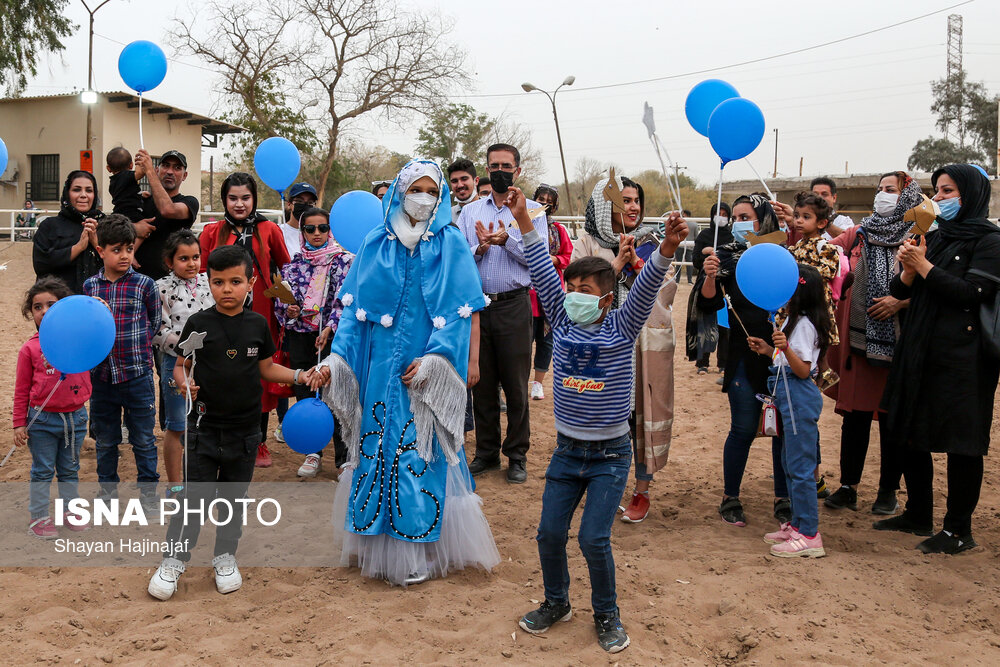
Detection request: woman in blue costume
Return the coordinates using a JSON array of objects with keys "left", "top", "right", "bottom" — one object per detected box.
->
[{"left": 321, "top": 160, "right": 500, "bottom": 585}]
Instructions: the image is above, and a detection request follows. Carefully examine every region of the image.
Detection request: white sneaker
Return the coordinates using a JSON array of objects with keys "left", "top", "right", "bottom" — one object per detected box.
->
[
  {"left": 212, "top": 553, "right": 242, "bottom": 594},
  {"left": 297, "top": 454, "right": 321, "bottom": 478},
  {"left": 148, "top": 557, "right": 185, "bottom": 600},
  {"left": 530, "top": 381, "right": 544, "bottom": 400},
  {"left": 273, "top": 426, "right": 285, "bottom": 443}
]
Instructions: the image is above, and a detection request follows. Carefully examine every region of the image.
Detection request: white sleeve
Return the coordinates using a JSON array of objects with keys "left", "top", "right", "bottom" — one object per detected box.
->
[{"left": 787, "top": 318, "right": 820, "bottom": 367}]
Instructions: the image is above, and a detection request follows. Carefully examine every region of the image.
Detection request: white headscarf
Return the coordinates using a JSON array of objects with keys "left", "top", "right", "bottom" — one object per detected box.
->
[{"left": 389, "top": 162, "right": 443, "bottom": 251}]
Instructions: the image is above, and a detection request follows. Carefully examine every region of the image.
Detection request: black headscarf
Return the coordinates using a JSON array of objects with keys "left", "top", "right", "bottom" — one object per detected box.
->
[
  {"left": 59, "top": 170, "right": 102, "bottom": 222},
  {"left": 883, "top": 164, "right": 1000, "bottom": 443}
]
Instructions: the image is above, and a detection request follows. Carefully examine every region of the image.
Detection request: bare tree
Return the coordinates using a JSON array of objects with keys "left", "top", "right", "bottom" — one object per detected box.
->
[{"left": 174, "top": 0, "right": 466, "bottom": 203}]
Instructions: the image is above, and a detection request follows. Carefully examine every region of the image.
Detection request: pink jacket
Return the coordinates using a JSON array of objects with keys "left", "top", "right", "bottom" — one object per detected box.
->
[
  {"left": 13, "top": 334, "right": 92, "bottom": 428},
  {"left": 531, "top": 220, "right": 573, "bottom": 317}
]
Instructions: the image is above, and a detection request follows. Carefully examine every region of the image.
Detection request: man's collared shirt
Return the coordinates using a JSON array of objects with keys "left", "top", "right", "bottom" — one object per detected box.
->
[{"left": 456, "top": 194, "right": 548, "bottom": 294}]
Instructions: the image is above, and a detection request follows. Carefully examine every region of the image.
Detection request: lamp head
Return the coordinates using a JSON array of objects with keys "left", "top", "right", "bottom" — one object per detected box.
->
[
  {"left": 521, "top": 82, "right": 537, "bottom": 92},
  {"left": 80, "top": 90, "right": 98, "bottom": 105},
  {"left": 562, "top": 75, "right": 576, "bottom": 86}
]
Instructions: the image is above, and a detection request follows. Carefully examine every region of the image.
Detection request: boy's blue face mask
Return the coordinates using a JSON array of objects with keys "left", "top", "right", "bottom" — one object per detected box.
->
[
  {"left": 937, "top": 196, "right": 961, "bottom": 221},
  {"left": 564, "top": 291, "right": 611, "bottom": 325},
  {"left": 732, "top": 220, "right": 755, "bottom": 243}
]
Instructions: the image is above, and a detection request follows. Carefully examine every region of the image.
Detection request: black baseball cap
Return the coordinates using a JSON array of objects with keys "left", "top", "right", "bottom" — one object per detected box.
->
[{"left": 160, "top": 150, "right": 187, "bottom": 168}]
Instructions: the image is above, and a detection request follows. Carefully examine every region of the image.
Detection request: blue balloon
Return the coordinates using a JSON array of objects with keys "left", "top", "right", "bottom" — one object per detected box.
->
[
  {"left": 708, "top": 97, "right": 766, "bottom": 165},
  {"left": 0, "top": 137, "right": 7, "bottom": 178},
  {"left": 735, "top": 243, "right": 799, "bottom": 313},
  {"left": 717, "top": 305, "right": 729, "bottom": 329},
  {"left": 970, "top": 164, "right": 990, "bottom": 179},
  {"left": 39, "top": 296, "right": 116, "bottom": 374},
  {"left": 685, "top": 79, "right": 740, "bottom": 137},
  {"left": 117, "top": 41, "right": 167, "bottom": 94},
  {"left": 282, "top": 398, "right": 335, "bottom": 455},
  {"left": 254, "top": 137, "right": 301, "bottom": 194},
  {"left": 330, "top": 190, "right": 384, "bottom": 254}
]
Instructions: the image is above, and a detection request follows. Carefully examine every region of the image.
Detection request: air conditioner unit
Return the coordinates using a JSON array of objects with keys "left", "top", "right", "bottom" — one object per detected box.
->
[{"left": 1, "top": 159, "right": 18, "bottom": 183}]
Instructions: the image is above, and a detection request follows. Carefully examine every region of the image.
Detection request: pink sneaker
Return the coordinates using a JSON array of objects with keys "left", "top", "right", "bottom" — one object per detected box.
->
[
  {"left": 770, "top": 529, "right": 826, "bottom": 558},
  {"left": 28, "top": 517, "right": 58, "bottom": 540},
  {"left": 65, "top": 513, "right": 90, "bottom": 532},
  {"left": 763, "top": 522, "right": 794, "bottom": 544}
]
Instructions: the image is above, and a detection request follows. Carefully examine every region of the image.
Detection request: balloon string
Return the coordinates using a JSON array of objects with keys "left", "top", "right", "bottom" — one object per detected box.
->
[
  {"left": 1, "top": 374, "right": 65, "bottom": 468},
  {"left": 769, "top": 313, "right": 798, "bottom": 436},
  {"left": 649, "top": 134, "right": 681, "bottom": 213},
  {"left": 138, "top": 93, "right": 145, "bottom": 150},
  {"left": 743, "top": 158, "right": 775, "bottom": 200},
  {"left": 657, "top": 135, "right": 684, "bottom": 213},
  {"left": 712, "top": 163, "right": 725, "bottom": 249},
  {"left": 720, "top": 288, "right": 751, "bottom": 339},
  {"left": 182, "top": 351, "right": 196, "bottom": 486}
]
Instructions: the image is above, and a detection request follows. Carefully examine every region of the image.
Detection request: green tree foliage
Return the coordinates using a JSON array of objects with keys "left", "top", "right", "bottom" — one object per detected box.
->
[
  {"left": 220, "top": 72, "right": 318, "bottom": 165},
  {"left": 0, "top": 0, "right": 75, "bottom": 93},
  {"left": 414, "top": 103, "right": 495, "bottom": 168},
  {"left": 908, "top": 71, "right": 999, "bottom": 173}
]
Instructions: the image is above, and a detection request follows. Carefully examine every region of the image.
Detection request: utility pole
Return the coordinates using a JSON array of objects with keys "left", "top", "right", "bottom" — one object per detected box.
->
[
  {"left": 799, "top": 157, "right": 803, "bottom": 177},
  {"left": 946, "top": 14, "right": 964, "bottom": 144},
  {"left": 209, "top": 155, "right": 215, "bottom": 211},
  {"left": 772, "top": 128, "right": 778, "bottom": 178},
  {"left": 81, "top": 1, "right": 112, "bottom": 152},
  {"left": 522, "top": 76, "right": 576, "bottom": 214}
]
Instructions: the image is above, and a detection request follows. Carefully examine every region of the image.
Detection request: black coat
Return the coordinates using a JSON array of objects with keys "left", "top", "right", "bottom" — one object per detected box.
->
[{"left": 32, "top": 213, "right": 103, "bottom": 294}]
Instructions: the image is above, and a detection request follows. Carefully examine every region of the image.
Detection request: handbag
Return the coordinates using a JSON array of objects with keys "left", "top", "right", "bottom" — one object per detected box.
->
[
  {"left": 755, "top": 393, "right": 780, "bottom": 438},
  {"left": 264, "top": 331, "right": 296, "bottom": 398},
  {"left": 968, "top": 268, "right": 1000, "bottom": 361}
]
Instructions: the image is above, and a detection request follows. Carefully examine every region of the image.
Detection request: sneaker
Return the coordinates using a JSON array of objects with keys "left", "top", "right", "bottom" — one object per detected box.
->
[
  {"left": 824, "top": 485, "right": 858, "bottom": 511},
  {"left": 499, "top": 395, "right": 507, "bottom": 413},
  {"left": 212, "top": 553, "right": 243, "bottom": 594},
  {"left": 763, "top": 522, "right": 795, "bottom": 544},
  {"left": 872, "top": 512, "right": 933, "bottom": 536},
  {"left": 148, "top": 557, "right": 186, "bottom": 600},
  {"left": 916, "top": 530, "right": 977, "bottom": 555},
  {"left": 65, "top": 512, "right": 90, "bottom": 532},
  {"left": 773, "top": 498, "right": 792, "bottom": 525},
  {"left": 871, "top": 488, "right": 899, "bottom": 515},
  {"left": 530, "top": 381, "right": 544, "bottom": 400},
  {"left": 594, "top": 613, "right": 630, "bottom": 653},
  {"left": 621, "top": 492, "right": 650, "bottom": 523},
  {"left": 770, "top": 529, "right": 826, "bottom": 558},
  {"left": 164, "top": 485, "right": 184, "bottom": 500},
  {"left": 715, "top": 376, "right": 724, "bottom": 386},
  {"left": 139, "top": 493, "right": 159, "bottom": 517},
  {"left": 255, "top": 443, "right": 272, "bottom": 468},
  {"left": 697, "top": 367, "right": 708, "bottom": 375},
  {"left": 403, "top": 570, "right": 432, "bottom": 586},
  {"left": 816, "top": 476, "right": 831, "bottom": 499},
  {"left": 28, "top": 517, "right": 58, "bottom": 539},
  {"left": 519, "top": 600, "right": 572, "bottom": 635},
  {"left": 718, "top": 497, "right": 746, "bottom": 527},
  {"left": 297, "top": 454, "right": 321, "bottom": 478},
  {"left": 273, "top": 426, "right": 285, "bottom": 443}
]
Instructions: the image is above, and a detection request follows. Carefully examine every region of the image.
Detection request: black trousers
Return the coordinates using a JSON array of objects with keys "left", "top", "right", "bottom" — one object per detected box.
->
[
  {"left": 473, "top": 292, "right": 532, "bottom": 462},
  {"left": 165, "top": 422, "right": 260, "bottom": 562},
  {"left": 696, "top": 327, "right": 729, "bottom": 370},
  {"left": 902, "top": 450, "right": 984, "bottom": 536},
  {"left": 838, "top": 410, "right": 902, "bottom": 489}
]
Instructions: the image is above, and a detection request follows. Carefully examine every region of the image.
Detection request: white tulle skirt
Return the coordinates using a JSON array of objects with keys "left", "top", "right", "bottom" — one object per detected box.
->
[{"left": 331, "top": 463, "right": 501, "bottom": 586}]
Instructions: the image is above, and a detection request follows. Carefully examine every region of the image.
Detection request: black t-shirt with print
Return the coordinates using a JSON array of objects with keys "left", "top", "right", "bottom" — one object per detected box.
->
[
  {"left": 178, "top": 307, "right": 275, "bottom": 428},
  {"left": 135, "top": 193, "right": 199, "bottom": 280}
]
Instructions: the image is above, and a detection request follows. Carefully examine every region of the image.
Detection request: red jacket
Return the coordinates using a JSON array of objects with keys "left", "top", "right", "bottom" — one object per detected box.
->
[{"left": 13, "top": 334, "right": 92, "bottom": 428}]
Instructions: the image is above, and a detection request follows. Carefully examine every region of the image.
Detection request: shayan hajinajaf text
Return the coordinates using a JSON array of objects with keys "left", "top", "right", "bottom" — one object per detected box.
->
[{"left": 53, "top": 538, "right": 191, "bottom": 558}]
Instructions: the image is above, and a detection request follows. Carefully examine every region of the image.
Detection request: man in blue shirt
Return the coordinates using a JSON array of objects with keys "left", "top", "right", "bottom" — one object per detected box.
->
[{"left": 456, "top": 144, "right": 547, "bottom": 484}]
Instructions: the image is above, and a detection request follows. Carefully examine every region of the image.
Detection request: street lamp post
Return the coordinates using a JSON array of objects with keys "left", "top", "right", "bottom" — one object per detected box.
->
[
  {"left": 522, "top": 76, "right": 575, "bottom": 214},
  {"left": 81, "top": 1, "right": 112, "bottom": 152}
]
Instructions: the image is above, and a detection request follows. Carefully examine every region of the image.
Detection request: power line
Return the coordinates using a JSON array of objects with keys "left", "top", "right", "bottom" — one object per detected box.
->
[{"left": 455, "top": 0, "right": 975, "bottom": 99}]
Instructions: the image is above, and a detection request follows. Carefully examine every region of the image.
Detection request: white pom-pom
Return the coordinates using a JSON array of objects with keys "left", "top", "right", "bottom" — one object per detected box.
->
[
  {"left": 457, "top": 304, "right": 472, "bottom": 319},
  {"left": 432, "top": 316, "right": 446, "bottom": 330},
  {"left": 340, "top": 292, "right": 354, "bottom": 306},
  {"left": 483, "top": 294, "right": 492, "bottom": 307},
  {"left": 356, "top": 308, "right": 367, "bottom": 322},
  {"left": 380, "top": 314, "right": 393, "bottom": 328}
]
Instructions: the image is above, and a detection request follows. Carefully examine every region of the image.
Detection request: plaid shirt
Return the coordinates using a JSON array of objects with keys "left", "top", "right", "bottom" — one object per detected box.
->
[{"left": 84, "top": 267, "right": 161, "bottom": 384}]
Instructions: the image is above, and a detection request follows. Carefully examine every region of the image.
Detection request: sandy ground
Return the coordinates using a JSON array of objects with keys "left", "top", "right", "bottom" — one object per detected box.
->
[{"left": 1, "top": 241, "right": 999, "bottom": 665}]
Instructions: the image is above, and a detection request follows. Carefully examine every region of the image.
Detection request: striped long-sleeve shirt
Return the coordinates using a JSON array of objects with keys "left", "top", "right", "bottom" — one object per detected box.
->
[{"left": 524, "top": 229, "right": 671, "bottom": 440}]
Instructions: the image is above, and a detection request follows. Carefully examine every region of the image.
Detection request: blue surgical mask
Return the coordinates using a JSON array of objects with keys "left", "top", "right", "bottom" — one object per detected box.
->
[
  {"left": 732, "top": 220, "right": 755, "bottom": 243},
  {"left": 564, "top": 291, "right": 611, "bottom": 325},
  {"left": 937, "top": 197, "right": 961, "bottom": 221}
]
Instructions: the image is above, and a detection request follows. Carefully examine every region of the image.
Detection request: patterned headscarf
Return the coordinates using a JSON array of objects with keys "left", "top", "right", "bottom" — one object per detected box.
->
[
  {"left": 714, "top": 193, "right": 782, "bottom": 279},
  {"left": 583, "top": 175, "right": 657, "bottom": 251}
]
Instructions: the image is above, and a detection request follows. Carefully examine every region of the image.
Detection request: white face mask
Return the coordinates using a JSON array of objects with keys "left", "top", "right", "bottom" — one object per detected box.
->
[
  {"left": 873, "top": 191, "right": 899, "bottom": 217},
  {"left": 403, "top": 192, "right": 438, "bottom": 222},
  {"left": 714, "top": 214, "right": 730, "bottom": 228}
]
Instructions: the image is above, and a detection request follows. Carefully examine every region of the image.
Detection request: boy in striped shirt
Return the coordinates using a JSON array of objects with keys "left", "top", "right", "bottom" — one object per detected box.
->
[{"left": 502, "top": 186, "right": 688, "bottom": 653}]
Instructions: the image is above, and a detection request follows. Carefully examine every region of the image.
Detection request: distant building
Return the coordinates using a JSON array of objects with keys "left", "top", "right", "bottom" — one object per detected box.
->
[{"left": 0, "top": 91, "right": 243, "bottom": 211}]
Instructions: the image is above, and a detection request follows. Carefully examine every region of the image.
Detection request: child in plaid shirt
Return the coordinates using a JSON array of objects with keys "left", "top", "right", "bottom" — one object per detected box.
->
[{"left": 83, "top": 214, "right": 162, "bottom": 506}]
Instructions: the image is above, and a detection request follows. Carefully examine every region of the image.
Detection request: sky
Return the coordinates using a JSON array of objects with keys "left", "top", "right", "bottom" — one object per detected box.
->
[{"left": 23, "top": 0, "right": 1000, "bottom": 189}]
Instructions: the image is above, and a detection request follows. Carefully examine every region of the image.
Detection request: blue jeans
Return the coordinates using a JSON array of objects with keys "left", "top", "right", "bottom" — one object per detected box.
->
[
  {"left": 537, "top": 432, "right": 632, "bottom": 615},
  {"left": 26, "top": 407, "right": 87, "bottom": 519},
  {"left": 628, "top": 414, "right": 653, "bottom": 482},
  {"left": 159, "top": 355, "right": 187, "bottom": 432},
  {"left": 769, "top": 367, "right": 824, "bottom": 536},
  {"left": 722, "top": 360, "right": 787, "bottom": 499},
  {"left": 90, "top": 372, "right": 159, "bottom": 490},
  {"left": 532, "top": 314, "right": 554, "bottom": 372}
]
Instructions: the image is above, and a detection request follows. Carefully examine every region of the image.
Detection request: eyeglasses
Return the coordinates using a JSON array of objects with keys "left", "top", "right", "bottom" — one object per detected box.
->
[
  {"left": 487, "top": 162, "right": 516, "bottom": 171},
  {"left": 302, "top": 224, "right": 330, "bottom": 234}
]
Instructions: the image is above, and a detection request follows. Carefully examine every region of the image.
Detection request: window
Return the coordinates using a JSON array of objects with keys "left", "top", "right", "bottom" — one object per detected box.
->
[
  {"left": 137, "top": 156, "right": 162, "bottom": 192},
  {"left": 28, "top": 154, "right": 60, "bottom": 201}
]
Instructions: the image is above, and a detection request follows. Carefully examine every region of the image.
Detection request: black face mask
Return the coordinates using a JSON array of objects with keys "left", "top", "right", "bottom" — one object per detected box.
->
[
  {"left": 489, "top": 170, "right": 515, "bottom": 194},
  {"left": 292, "top": 202, "right": 311, "bottom": 220}
]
